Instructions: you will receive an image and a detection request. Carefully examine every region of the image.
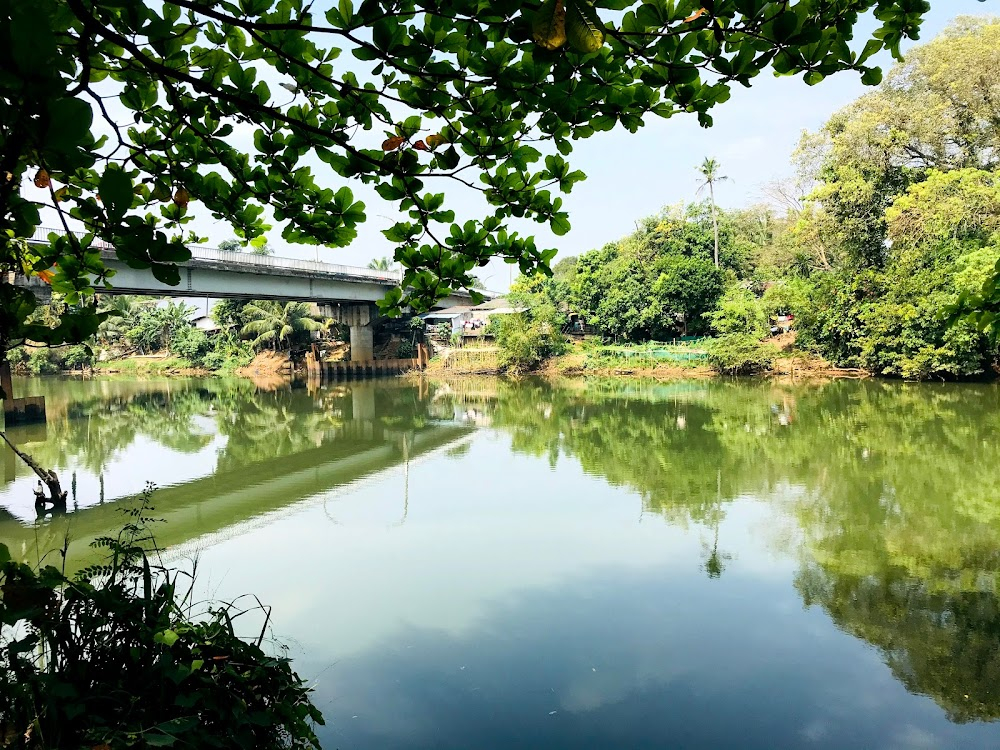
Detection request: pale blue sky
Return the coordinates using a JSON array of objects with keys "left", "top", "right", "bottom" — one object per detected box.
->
[{"left": 175, "top": 2, "right": 998, "bottom": 292}]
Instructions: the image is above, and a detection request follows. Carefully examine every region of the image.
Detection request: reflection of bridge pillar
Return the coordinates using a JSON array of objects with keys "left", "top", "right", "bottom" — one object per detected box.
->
[
  {"left": 320, "top": 303, "right": 374, "bottom": 362},
  {"left": 351, "top": 384, "right": 376, "bottom": 422}
]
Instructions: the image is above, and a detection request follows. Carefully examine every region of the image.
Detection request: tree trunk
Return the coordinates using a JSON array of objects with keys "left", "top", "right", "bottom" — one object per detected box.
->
[
  {"left": 709, "top": 182, "right": 720, "bottom": 269},
  {"left": 0, "top": 431, "right": 67, "bottom": 508}
]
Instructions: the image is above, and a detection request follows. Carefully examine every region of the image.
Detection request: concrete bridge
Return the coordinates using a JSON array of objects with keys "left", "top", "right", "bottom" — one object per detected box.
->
[{"left": 19, "top": 227, "right": 486, "bottom": 361}]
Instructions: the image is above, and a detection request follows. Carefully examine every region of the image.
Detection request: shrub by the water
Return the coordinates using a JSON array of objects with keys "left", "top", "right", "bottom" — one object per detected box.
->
[
  {"left": 25, "top": 349, "right": 59, "bottom": 376},
  {"left": 493, "top": 311, "right": 566, "bottom": 374},
  {"left": 0, "top": 491, "right": 324, "bottom": 749},
  {"left": 170, "top": 326, "right": 211, "bottom": 365},
  {"left": 705, "top": 334, "right": 778, "bottom": 375}
]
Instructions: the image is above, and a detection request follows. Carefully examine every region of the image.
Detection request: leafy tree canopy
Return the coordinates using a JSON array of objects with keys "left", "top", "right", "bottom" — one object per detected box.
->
[{"left": 0, "top": 0, "right": 933, "bottom": 356}]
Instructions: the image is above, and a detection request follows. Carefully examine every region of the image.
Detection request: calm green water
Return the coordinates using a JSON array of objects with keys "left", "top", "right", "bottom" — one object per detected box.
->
[{"left": 3, "top": 374, "right": 1000, "bottom": 749}]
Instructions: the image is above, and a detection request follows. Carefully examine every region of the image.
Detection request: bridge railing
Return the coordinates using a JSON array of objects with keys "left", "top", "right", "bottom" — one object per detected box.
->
[{"left": 28, "top": 226, "right": 403, "bottom": 284}]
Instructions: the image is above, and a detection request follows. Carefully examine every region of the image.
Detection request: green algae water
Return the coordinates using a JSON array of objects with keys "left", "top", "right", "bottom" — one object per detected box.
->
[{"left": 3, "top": 374, "right": 1000, "bottom": 749}]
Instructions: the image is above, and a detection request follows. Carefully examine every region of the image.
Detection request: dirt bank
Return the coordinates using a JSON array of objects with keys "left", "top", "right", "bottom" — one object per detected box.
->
[{"left": 235, "top": 350, "right": 295, "bottom": 378}]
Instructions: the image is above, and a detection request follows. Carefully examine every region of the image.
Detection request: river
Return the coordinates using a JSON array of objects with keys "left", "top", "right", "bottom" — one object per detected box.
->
[{"left": 2, "top": 374, "right": 1000, "bottom": 749}]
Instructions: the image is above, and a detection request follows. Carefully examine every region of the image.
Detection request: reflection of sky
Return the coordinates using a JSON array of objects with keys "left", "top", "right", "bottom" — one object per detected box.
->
[
  {"left": 181, "top": 433, "right": 1000, "bottom": 750},
  {"left": 1, "top": 429, "right": 224, "bottom": 522}
]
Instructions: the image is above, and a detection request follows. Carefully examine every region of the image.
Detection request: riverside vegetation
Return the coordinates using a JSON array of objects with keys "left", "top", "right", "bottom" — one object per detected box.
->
[
  {"left": 7, "top": 295, "right": 330, "bottom": 377},
  {"left": 502, "top": 17, "right": 1000, "bottom": 380},
  {"left": 0, "top": 490, "right": 323, "bottom": 749}
]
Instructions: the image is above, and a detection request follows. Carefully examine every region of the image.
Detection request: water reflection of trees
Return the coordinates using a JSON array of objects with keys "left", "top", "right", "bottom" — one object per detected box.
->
[
  {"left": 447, "top": 377, "right": 1000, "bottom": 722},
  {"left": 8, "top": 378, "right": 440, "bottom": 482}
]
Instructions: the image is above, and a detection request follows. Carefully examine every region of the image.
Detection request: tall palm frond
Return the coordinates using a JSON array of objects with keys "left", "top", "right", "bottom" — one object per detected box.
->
[{"left": 241, "top": 301, "right": 323, "bottom": 350}]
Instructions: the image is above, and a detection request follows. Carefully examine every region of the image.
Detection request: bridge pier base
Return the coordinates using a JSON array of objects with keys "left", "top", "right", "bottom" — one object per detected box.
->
[
  {"left": 319, "top": 303, "right": 376, "bottom": 362},
  {"left": 1, "top": 360, "right": 46, "bottom": 427},
  {"left": 350, "top": 324, "right": 374, "bottom": 362}
]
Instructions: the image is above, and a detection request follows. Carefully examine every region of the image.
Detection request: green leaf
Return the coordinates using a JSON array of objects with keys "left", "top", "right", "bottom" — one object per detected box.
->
[
  {"left": 155, "top": 629, "right": 180, "bottom": 647},
  {"left": 150, "top": 264, "right": 181, "bottom": 286},
  {"left": 861, "top": 67, "right": 883, "bottom": 86},
  {"left": 769, "top": 10, "right": 800, "bottom": 42},
  {"left": 99, "top": 167, "right": 133, "bottom": 222},
  {"left": 143, "top": 732, "right": 177, "bottom": 747},
  {"left": 45, "top": 98, "right": 94, "bottom": 156},
  {"left": 566, "top": 0, "right": 605, "bottom": 53},
  {"left": 550, "top": 214, "right": 571, "bottom": 236}
]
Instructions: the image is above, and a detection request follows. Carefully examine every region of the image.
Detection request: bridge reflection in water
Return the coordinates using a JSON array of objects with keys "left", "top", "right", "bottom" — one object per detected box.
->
[{"left": 0, "top": 375, "right": 471, "bottom": 571}]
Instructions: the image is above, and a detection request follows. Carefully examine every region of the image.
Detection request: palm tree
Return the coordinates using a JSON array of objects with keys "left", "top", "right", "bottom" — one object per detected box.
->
[
  {"left": 240, "top": 301, "right": 323, "bottom": 350},
  {"left": 696, "top": 157, "right": 730, "bottom": 269},
  {"left": 367, "top": 257, "right": 393, "bottom": 271},
  {"left": 96, "top": 296, "right": 155, "bottom": 346}
]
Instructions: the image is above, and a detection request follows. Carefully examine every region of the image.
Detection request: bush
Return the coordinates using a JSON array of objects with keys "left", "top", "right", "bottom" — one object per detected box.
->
[
  {"left": 434, "top": 322, "right": 452, "bottom": 341},
  {"left": 202, "top": 334, "right": 255, "bottom": 372},
  {"left": 0, "top": 492, "right": 324, "bottom": 749},
  {"left": 25, "top": 349, "right": 59, "bottom": 375},
  {"left": 62, "top": 345, "right": 94, "bottom": 370},
  {"left": 494, "top": 311, "right": 567, "bottom": 374},
  {"left": 705, "top": 286, "right": 769, "bottom": 337},
  {"left": 170, "top": 325, "right": 211, "bottom": 364},
  {"left": 705, "top": 334, "right": 778, "bottom": 375},
  {"left": 397, "top": 339, "right": 416, "bottom": 358},
  {"left": 5, "top": 347, "right": 27, "bottom": 369}
]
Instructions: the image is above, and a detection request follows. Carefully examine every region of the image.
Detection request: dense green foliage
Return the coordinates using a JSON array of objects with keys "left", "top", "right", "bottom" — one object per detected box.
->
[
  {"left": 0, "top": 494, "right": 323, "bottom": 749},
  {"left": 513, "top": 204, "right": 728, "bottom": 342},
  {"left": 521, "top": 17, "right": 1000, "bottom": 379},
  {"left": 704, "top": 333, "right": 776, "bottom": 375},
  {"left": 10, "top": 293, "right": 329, "bottom": 373},
  {"left": 491, "top": 310, "right": 566, "bottom": 374},
  {"left": 778, "top": 18, "right": 1000, "bottom": 378},
  {"left": 0, "top": 0, "right": 933, "bottom": 362}
]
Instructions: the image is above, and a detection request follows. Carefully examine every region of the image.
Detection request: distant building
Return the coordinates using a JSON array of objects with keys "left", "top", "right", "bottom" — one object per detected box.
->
[
  {"left": 420, "top": 297, "right": 527, "bottom": 335},
  {"left": 191, "top": 315, "right": 221, "bottom": 334}
]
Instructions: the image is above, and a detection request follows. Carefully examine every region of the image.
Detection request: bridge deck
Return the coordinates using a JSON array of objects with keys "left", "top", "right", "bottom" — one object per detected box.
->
[{"left": 22, "top": 227, "right": 486, "bottom": 307}]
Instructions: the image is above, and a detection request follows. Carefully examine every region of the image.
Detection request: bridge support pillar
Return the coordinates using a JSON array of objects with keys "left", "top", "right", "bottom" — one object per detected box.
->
[
  {"left": 1, "top": 359, "right": 46, "bottom": 426},
  {"left": 319, "top": 303, "right": 375, "bottom": 362},
  {"left": 350, "top": 325, "right": 374, "bottom": 362}
]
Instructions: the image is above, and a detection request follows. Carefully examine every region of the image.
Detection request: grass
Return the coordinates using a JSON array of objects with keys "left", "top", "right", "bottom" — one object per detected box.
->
[
  {"left": 92, "top": 356, "right": 200, "bottom": 374},
  {"left": 582, "top": 341, "right": 709, "bottom": 370}
]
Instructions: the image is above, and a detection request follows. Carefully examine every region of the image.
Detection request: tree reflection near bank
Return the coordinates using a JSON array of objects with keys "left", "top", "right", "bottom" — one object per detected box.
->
[{"left": 439, "top": 376, "right": 1000, "bottom": 722}]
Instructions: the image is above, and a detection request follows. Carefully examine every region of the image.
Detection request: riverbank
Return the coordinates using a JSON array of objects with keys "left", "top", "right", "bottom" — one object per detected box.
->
[
  {"left": 75, "top": 350, "right": 301, "bottom": 379},
  {"left": 423, "top": 339, "right": 871, "bottom": 381},
  {"left": 91, "top": 355, "right": 210, "bottom": 377}
]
